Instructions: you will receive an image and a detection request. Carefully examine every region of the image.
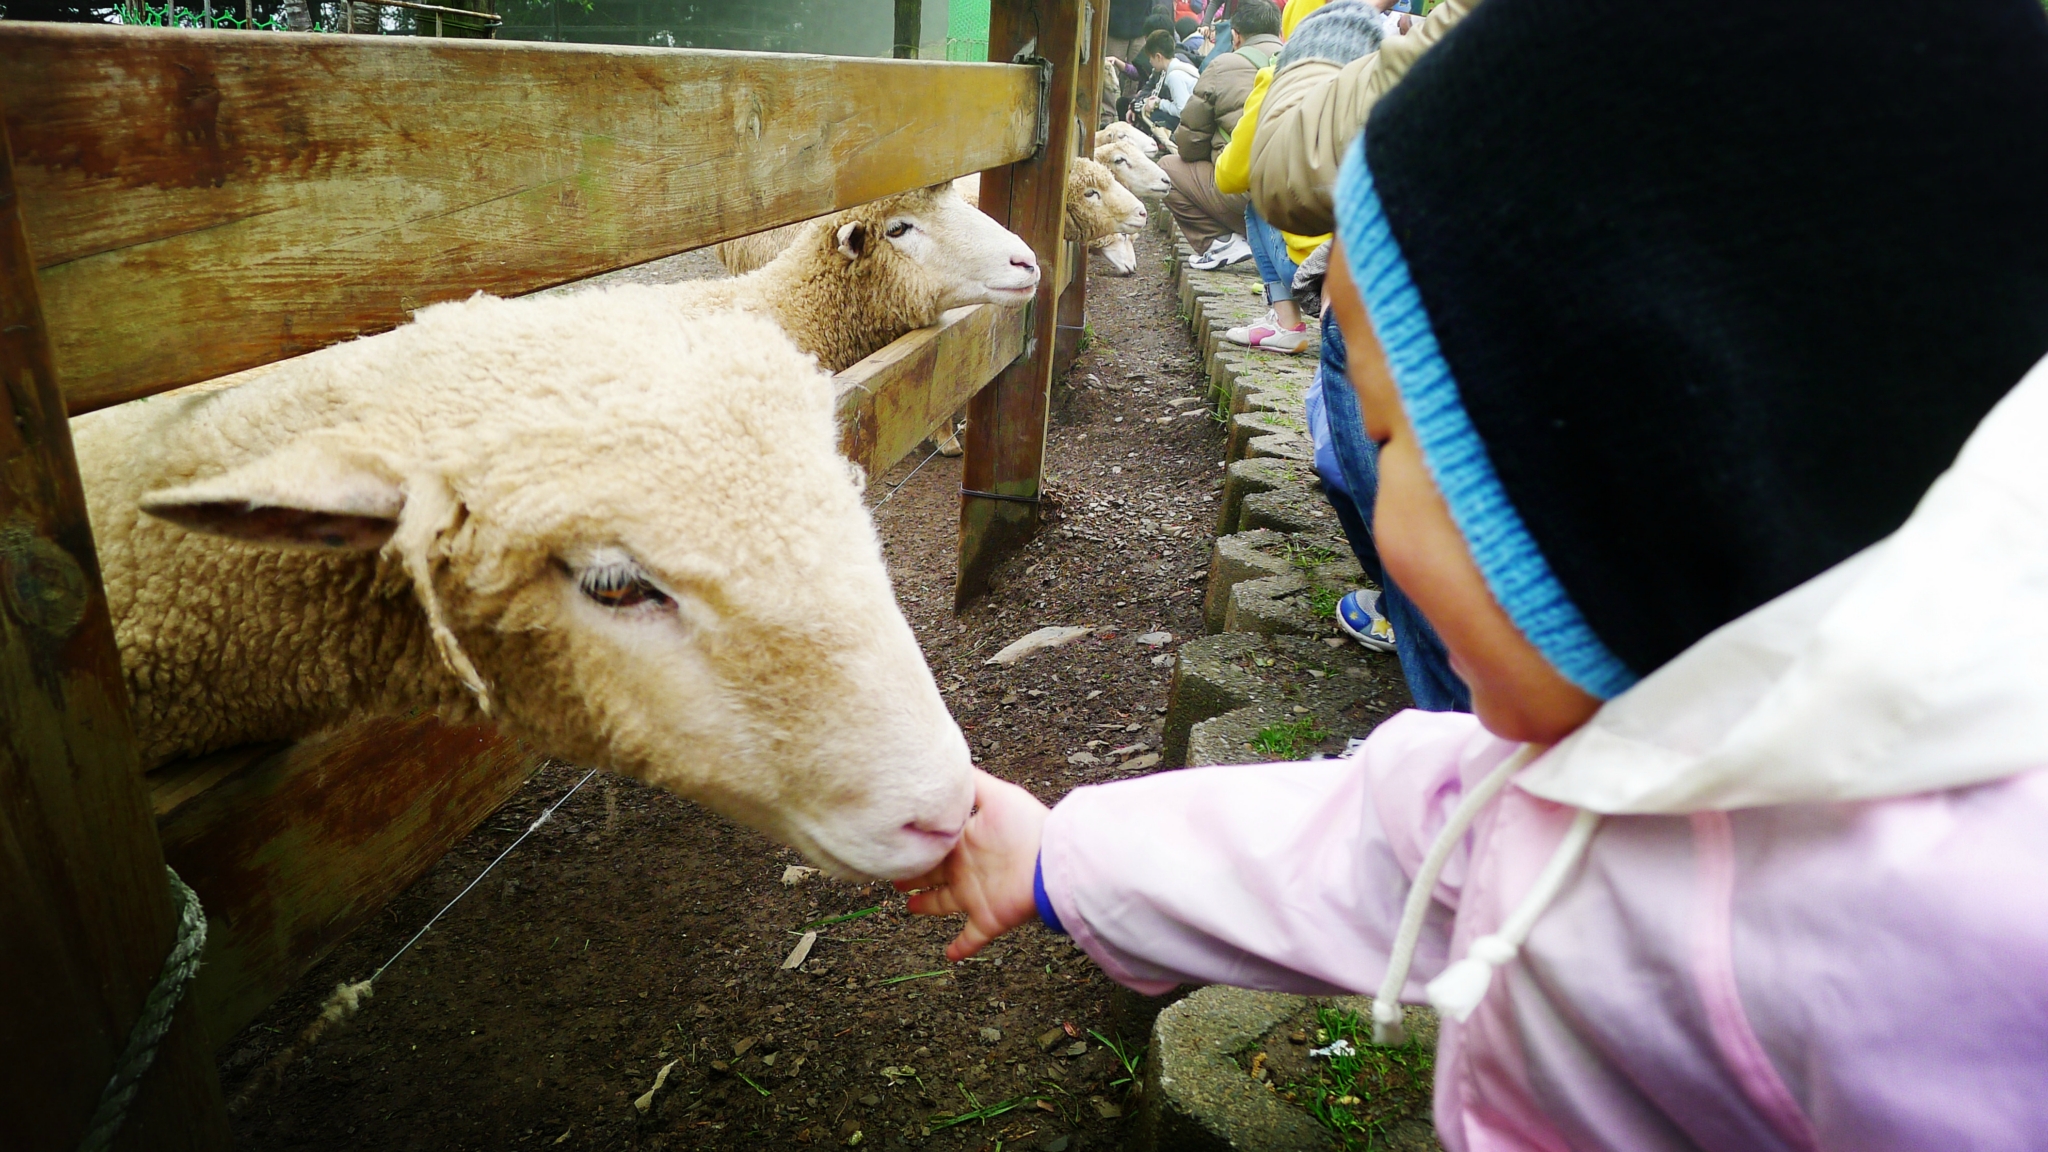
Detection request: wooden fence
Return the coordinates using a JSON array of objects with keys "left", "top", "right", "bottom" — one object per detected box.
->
[{"left": 0, "top": 5, "right": 1100, "bottom": 1144}]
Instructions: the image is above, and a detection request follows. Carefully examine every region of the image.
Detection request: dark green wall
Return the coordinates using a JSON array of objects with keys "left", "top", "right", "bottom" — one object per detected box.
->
[{"left": 498, "top": 0, "right": 948, "bottom": 55}]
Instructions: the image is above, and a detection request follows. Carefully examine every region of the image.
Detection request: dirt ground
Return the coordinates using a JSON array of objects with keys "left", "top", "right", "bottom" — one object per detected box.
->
[{"left": 222, "top": 227, "right": 1228, "bottom": 1151}]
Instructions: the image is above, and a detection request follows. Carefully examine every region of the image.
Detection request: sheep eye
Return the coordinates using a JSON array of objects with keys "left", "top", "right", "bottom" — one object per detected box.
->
[
  {"left": 578, "top": 564, "right": 673, "bottom": 610},
  {"left": 885, "top": 221, "right": 914, "bottom": 238},
  {"left": 1114, "top": 157, "right": 1130, "bottom": 166},
  {"left": 1086, "top": 189, "right": 1101, "bottom": 199}
]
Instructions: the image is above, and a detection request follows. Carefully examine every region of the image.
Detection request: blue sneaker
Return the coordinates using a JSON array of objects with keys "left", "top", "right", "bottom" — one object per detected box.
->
[{"left": 1336, "top": 589, "right": 1398, "bottom": 652}]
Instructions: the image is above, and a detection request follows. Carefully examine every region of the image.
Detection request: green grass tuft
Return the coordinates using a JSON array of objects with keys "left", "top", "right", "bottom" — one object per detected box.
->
[
  {"left": 1308, "top": 585, "right": 1340, "bottom": 619},
  {"left": 1291, "top": 1007, "right": 1435, "bottom": 1150},
  {"left": 1251, "top": 715, "right": 1328, "bottom": 758}
]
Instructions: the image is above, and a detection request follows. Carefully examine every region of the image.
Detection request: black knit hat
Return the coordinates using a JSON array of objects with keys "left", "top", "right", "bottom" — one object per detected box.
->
[{"left": 1335, "top": 0, "right": 2048, "bottom": 697}]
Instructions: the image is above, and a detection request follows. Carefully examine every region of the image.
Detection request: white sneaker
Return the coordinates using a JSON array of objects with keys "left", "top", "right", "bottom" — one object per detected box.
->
[
  {"left": 1224, "top": 309, "right": 1311, "bottom": 353},
  {"left": 1188, "top": 234, "right": 1253, "bottom": 270}
]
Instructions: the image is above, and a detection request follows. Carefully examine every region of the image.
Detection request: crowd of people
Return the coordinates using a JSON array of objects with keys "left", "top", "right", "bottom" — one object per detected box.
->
[{"left": 907, "top": 3, "right": 2048, "bottom": 1148}]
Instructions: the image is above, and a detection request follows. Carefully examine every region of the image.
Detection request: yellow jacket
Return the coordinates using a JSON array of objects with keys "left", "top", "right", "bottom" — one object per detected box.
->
[
  {"left": 1214, "top": 66, "right": 1329, "bottom": 266},
  {"left": 1281, "top": 0, "right": 1328, "bottom": 38}
]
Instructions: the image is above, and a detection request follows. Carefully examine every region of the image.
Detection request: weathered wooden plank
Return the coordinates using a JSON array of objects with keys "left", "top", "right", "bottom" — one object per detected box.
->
[
  {"left": 0, "top": 108, "right": 229, "bottom": 1151},
  {"left": 152, "top": 719, "right": 541, "bottom": 1048},
  {"left": 0, "top": 24, "right": 1040, "bottom": 412},
  {"left": 956, "top": 0, "right": 1089, "bottom": 605},
  {"left": 835, "top": 303, "right": 1028, "bottom": 480},
  {"left": 1053, "top": 0, "right": 1110, "bottom": 380}
]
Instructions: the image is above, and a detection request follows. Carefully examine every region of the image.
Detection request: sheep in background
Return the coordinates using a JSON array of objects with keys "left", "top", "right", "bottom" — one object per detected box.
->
[
  {"left": 76, "top": 299, "right": 973, "bottom": 880},
  {"left": 1097, "top": 136, "right": 1172, "bottom": 199},
  {"left": 1064, "top": 155, "right": 1151, "bottom": 277},
  {"left": 692, "top": 183, "right": 1038, "bottom": 372},
  {"left": 724, "top": 159, "right": 1146, "bottom": 283},
  {"left": 1098, "top": 120, "right": 1160, "bottom": 158}
]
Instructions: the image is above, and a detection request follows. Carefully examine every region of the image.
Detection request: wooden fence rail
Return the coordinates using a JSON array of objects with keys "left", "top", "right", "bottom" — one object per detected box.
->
[
  {"left": 1, "top": 10, "right": 1091, "bottom": 1145},
  {"left": 0, "top": 25, "right": 1040, "bottom": 411}
]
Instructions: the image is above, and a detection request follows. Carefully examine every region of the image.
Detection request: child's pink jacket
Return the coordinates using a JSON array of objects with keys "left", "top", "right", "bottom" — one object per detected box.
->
[{"left": 1038, "top": 358, "right": 2048, "bottom": 1149}]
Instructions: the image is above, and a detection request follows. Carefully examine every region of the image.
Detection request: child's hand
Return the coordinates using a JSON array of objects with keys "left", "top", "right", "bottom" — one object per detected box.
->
[{"left": 894, "top": 769, "right": 1049, "bottom": 961}]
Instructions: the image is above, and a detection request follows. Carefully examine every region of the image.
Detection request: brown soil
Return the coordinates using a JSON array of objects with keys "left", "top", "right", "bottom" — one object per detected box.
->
[{"left": 222, "top": 229, "right": 1229, "bottom": 1152}]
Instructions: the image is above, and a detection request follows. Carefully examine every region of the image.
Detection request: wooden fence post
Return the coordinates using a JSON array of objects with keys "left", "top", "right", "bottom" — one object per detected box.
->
[
  {"left": 1052, "top": 0, "right": 1110, "bottom": 380},
  {"left": 956, "top": 0, "right": 1088, "bottom": 606},
  {"left": 894, "top": 0, "right": 922, "bottom": 58},
  {"left": 0, "top": 113, "right": 230, "bottom": 1151}
]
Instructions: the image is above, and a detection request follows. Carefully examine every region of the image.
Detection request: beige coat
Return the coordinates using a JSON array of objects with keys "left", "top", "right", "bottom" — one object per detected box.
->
[
  {"left": 1172, "top": 33, "right": 1285, "bottom": 163},
  {"left": 1246, "top": 0, "right": 1477, "bottom": 235}
]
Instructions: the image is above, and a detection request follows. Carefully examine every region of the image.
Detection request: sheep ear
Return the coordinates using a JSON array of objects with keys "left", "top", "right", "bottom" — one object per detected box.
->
[
  {"left": 836, "top": 221, "right": 868, "bottom": 260},
  {"left": 140, "top": 441, "right": 404, "bottom": 551}
]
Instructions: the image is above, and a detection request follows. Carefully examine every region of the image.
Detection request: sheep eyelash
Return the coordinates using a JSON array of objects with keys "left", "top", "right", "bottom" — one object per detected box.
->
[{"left": 576, "top": 560, "right": 674, "bottom": 611}]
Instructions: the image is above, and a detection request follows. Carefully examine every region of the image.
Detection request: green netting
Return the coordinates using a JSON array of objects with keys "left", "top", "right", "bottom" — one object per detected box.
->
[
  {"left": 943, "top": 0, "right": 988, "bottom": 60},
  {"left": 117, "top": 0, "right": 293, "bottom": 27}
]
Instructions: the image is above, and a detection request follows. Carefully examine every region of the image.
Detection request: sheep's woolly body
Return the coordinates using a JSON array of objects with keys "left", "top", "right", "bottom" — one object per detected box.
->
[
  {"left": 75, "top": 298, "right": 895, "bottom": 775},
  {"left": 713, "top": 224, "right": 807, "bottom": 280}
]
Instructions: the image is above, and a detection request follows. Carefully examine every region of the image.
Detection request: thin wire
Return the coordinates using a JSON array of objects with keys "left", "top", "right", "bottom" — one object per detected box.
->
[
  {"left": 369, "top": 768, "right": 598, "bottom": 983},
  {"left": 876, "top": 443, "right": 946, "bottom": 508}
]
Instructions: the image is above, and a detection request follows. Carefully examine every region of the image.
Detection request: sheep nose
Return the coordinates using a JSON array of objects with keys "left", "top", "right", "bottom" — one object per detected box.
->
[{"left": 1012, "top": 252, "right": 1039, "bottom": 273}]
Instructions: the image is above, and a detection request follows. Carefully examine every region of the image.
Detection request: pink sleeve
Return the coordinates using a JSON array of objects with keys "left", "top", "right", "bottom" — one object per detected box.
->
[{"left": 1038, "top": 709, "right": 1512, "bottom": 996}]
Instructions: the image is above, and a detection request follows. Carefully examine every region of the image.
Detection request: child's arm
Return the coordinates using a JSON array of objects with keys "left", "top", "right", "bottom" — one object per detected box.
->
[{"left": 903, "top": 710, "right": 1505, "bottom": 997}]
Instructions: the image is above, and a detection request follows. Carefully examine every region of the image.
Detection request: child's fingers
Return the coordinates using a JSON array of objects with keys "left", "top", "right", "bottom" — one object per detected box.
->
[
  {"left": 892, "top": 866, "right": 947, "bottom": 894},
  {"left": 947, "top": 919, "right": 998, "bottom": 962},
  {"left": 905, "top": 885, "right": 961, "bottom": 917}
]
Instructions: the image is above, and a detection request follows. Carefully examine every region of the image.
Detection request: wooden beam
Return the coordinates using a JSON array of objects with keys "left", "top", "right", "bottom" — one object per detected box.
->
[
  {"left": 893, "top": 0, "right": 923, "bottom": 58},
  {"left": 1053, "top": 0, "right": 1110, "bottom": 380},
  {"left": 956, "top": 0, "right": 1089, "bottom": 606},
  {"left": 0, "top": 24, "right": 1040, "bottom": 413},
  {"left": 835, "top": 303, "right": 1028, "bottom": 480},
  {"left": 151, "top": 720, "right": 540, "bottom": 1048},
  {"left": 0, "top": 107, "right": 229, "bottom": 1152}
]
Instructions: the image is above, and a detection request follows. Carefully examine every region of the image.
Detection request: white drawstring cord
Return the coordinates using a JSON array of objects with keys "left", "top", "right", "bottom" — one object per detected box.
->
[
  {"left": 1424, "top": 807, "right": 1601, "bottom": 1022},
  {"left": 1370, "top": 744, "right": 1537, "bottom": 1045}
]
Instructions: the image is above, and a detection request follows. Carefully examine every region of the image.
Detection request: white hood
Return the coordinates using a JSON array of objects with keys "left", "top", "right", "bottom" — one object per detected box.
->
[
  {"left": 1519, "top": 348, "right": 2048, "bottom": 814},
  {"left": 1374, "top": 348, "right": 2048, "bottom": 1041}
]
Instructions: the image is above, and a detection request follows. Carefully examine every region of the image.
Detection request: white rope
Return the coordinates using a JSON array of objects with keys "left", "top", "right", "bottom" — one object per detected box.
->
[
  {"left": 229, "top": 768, "right": 597, "bottom": 1113},
  {"left": 1369, "top": 744, "right": 1535, "bottom": 1046},
  {"left": 77, "top": 867, "right": 207, "bottom": 1152},
  {"left": 1426, "top": 808, "right": 1601, "bottom": 1022}
]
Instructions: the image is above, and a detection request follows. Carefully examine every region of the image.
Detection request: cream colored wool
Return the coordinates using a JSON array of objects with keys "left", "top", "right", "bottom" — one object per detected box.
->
[
  {"left": 732, "top": 161, "right": 1146, "bottom": 283},
  {"left": 1094, "top": 137, "right": 1173, "bottom": 199},
  {"left": 1064, "top": 155, "right": 1149, "bottom": 241},
  {"left": 74, "top": 301, "right": 974, "bottom": 879},
  {"left": 1097, "top": 120, "right": 1160, "bottom": 157},
  {"left": 712, "top": 223, "right": 806, "bottom": 281},
  {"left": 689, "top": 185, "right": 1036, "bottom": 371}
]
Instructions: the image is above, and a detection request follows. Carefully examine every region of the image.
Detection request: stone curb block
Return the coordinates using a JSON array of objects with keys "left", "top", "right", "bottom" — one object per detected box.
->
[
  {"left": 1218, "top": 457, "right": 1312, "bottom": 537},
  {"left": 1138, "top": 988, "right": 1337, "bottom": 1152}
]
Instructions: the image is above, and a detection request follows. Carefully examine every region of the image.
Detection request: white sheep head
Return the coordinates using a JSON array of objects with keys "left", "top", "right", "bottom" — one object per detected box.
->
[
  {"left": 1092, "top": 233, "right": 1140, "bottom": 276},
  {"left": 1067, "top": 156, "right": 1149, "bottom": 244},
  {"left": 820, "top": 182, "right": 1041, "bottom": 313},
  {"left": 1098, "top": 121, "right": 1161, "bottom": 158},
  {"left": 136, "top": 300, "right": 975, "bottom": 880},
  {"left": 1095, "top": 137, "right": 1173, "bottom": 198}
]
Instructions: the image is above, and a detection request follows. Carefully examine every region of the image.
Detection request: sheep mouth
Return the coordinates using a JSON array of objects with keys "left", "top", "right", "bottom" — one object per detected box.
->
[{"left": 984, "top": 281, "right": 1039, "bottom": 303}]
